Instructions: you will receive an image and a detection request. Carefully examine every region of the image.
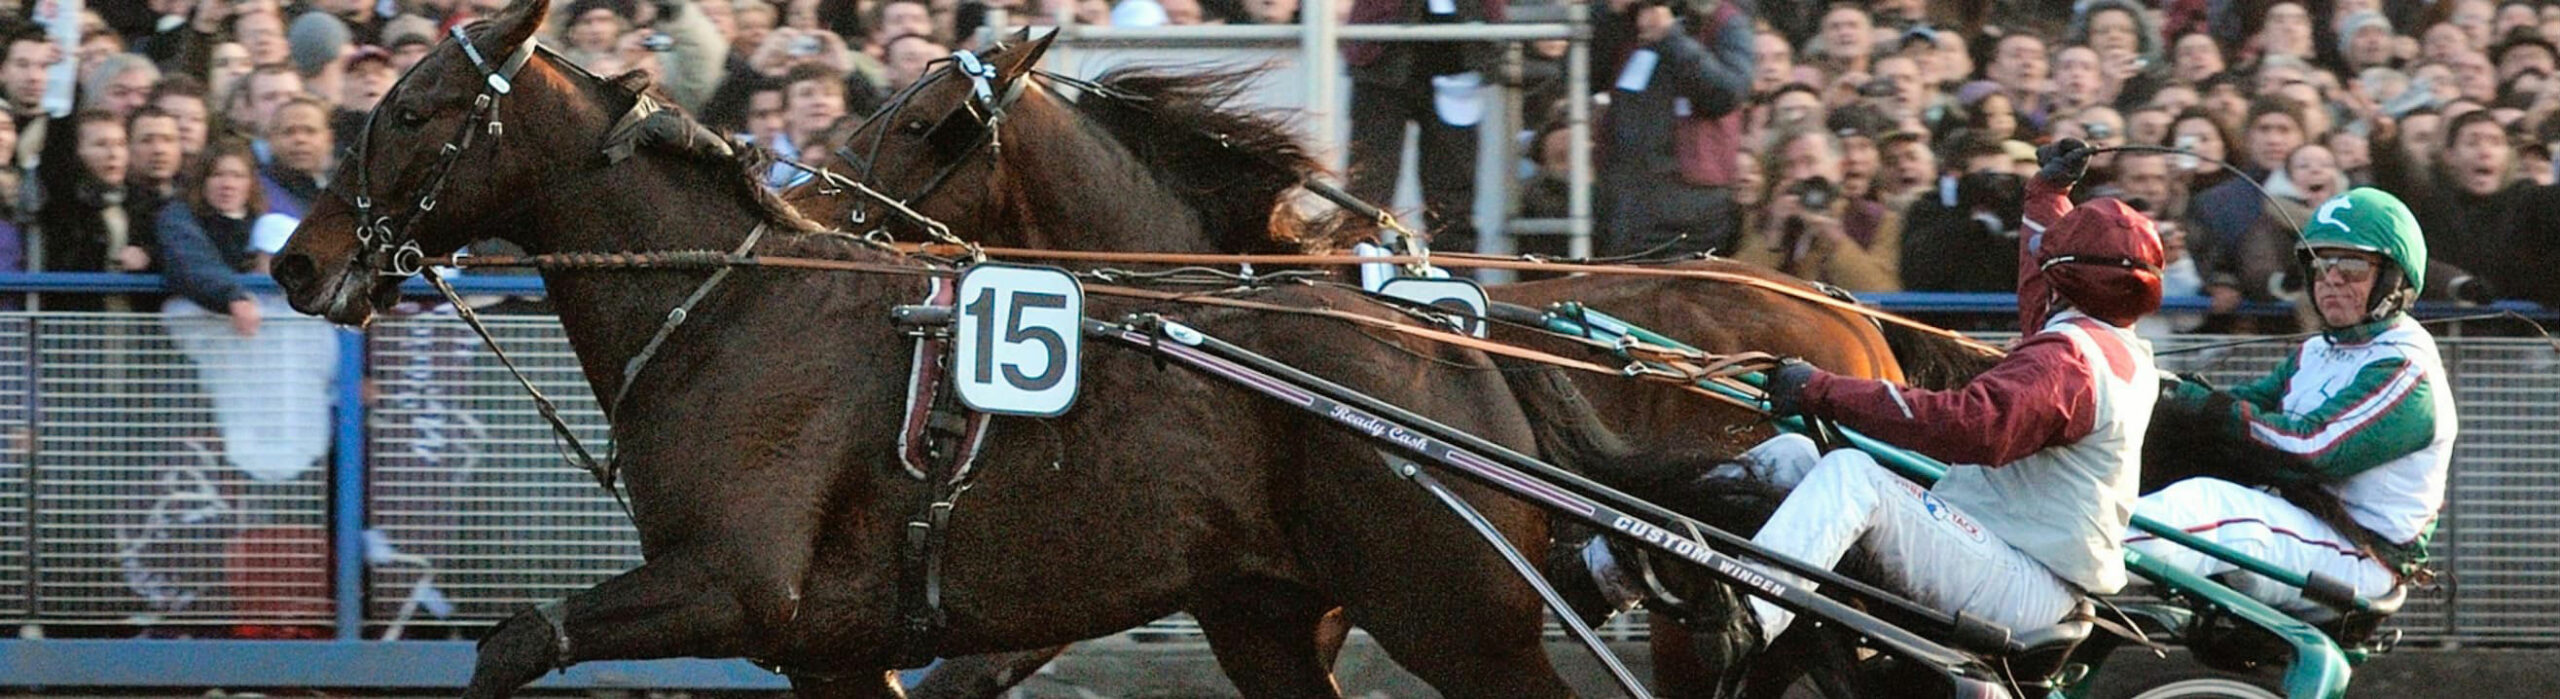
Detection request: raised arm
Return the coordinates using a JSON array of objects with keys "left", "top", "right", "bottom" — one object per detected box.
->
[{"left": 2018, "top": 139, "right": 2092, "bottom": 330}]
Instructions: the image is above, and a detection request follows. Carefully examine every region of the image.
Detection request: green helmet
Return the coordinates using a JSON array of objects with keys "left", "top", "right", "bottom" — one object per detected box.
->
[{"left": 2300, "top": 188, "right": 2427, "bottom": 322}]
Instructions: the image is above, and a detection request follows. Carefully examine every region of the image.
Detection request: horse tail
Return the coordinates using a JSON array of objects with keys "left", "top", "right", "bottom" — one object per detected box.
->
[
  {"left": 1489, "top": 357, "right": 1779, "bottom": 534},
  {"left": 1870, "top": 315, "right": 2320, "bottom": 496},
  {"left": 2138, "top": 384, "right": 2314, "bottom": 494},
  {"left": 1874, "top": 320, "right": 2005, "bottom": 391}
]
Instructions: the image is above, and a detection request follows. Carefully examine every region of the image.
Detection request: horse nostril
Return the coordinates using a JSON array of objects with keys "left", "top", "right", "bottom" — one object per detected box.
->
[{"left": 273, "top": 253, "right": 320, "bottom": 294}]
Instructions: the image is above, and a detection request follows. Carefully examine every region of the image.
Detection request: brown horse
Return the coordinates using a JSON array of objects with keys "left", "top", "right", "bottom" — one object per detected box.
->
[
  {"left": 789, "top": 42, "right": 1942, "bottom": 697},
  {"left": 271, "top": 4, "right": 1665, "bottom": 696},
  {"left": 798, "top": 46, "right": 2332, "bottom": 697}
]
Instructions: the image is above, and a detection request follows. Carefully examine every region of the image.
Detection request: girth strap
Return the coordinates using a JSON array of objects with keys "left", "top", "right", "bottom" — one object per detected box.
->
[{"left": 886, "top": 276, "right": 992, "bottom": 669}]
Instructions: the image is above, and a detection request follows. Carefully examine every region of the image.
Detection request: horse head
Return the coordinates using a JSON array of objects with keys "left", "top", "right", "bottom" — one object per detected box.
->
[
  {"left": 828, "top": 29, "right": 1057, "bottom": 242},
  {"left": 275, "top": 0, "right": 649, "bottom": 325}
]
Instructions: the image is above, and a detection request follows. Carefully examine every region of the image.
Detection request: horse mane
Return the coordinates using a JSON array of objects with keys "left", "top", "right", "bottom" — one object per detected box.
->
[
  {"left": 1062, "top": 65, "right": 1366, "bottom": 253},
  {"left": 598, "top": 69, "right": 824, "bottom": 235}
]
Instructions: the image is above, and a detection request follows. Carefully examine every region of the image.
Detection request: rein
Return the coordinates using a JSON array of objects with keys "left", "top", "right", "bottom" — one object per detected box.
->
[
  {"left": 424, "top": 249, "right": 1780, "bottom": 412},
  {"left": 884, "top": 244, "right": 2006, "bottom": 355}
]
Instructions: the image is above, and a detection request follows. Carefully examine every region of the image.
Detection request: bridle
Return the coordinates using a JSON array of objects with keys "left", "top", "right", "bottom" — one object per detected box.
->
[
  {"left": 342, "top": 25, "right": 537, "bottom": 280},
  {"left": 832, "top": 49, "right": 1031, "bottom": 234},
  {"left": 323, "top": 26, "right": 698, "bottom": 521}
]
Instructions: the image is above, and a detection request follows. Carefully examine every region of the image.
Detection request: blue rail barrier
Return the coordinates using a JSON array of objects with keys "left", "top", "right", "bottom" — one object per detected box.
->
[{"left": 0, "top": 272, "right": 2545, "bottom": 689}]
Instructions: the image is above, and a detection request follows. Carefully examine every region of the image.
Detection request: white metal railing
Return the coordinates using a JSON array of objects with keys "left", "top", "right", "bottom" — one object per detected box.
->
[
  {"left": 25, "top": 313, "right": 334, "bottom": 628},
  {"left": 0, "top": 312, "right": 2554, "bottom": 645},
  {"left": 364, "top": 313, "right": 627, "bottom": 631}
]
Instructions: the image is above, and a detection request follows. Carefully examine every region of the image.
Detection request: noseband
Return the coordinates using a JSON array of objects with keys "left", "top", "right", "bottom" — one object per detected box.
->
[{"left": 344, "top": 25, "right": 537, "bottom": 279}]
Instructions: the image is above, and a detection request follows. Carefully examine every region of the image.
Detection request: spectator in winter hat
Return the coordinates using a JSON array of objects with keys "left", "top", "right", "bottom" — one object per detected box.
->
[
  {"left": 2340, "top": 11, "right": 2398, "bottom": 71},
  {"left": 2492, "top": 29, "right": 2560, "bottom": 81},
  {"left": 288, "top": 11, "right": 352, "bottom": 106},
  {"left": 381, "top": 14, "right": 439, "bottom": 70}
]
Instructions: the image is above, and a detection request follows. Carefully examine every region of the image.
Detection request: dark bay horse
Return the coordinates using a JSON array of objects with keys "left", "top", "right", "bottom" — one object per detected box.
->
[
  {"left": 273, "top": 3, "right": 1641, "bottom": 696},
  {"left": 798, "top": 42, "right": 2333, "bottom": 698},
  {"left": 791, "top": 39, "right": 1946, "bottom": 697}
]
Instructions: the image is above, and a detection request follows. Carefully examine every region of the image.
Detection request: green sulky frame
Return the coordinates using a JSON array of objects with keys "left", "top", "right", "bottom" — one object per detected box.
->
[{"left": 1529, "top": 303, "right": 2359, "bottom": 699}]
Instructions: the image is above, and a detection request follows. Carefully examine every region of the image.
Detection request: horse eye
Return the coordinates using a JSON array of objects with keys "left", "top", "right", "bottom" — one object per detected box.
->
[
  {"left": 399, "top": 108, "right": 429, "bottom": 127},
  {"left": 900, "top": 118, "right": 930, "bottom": 136}
]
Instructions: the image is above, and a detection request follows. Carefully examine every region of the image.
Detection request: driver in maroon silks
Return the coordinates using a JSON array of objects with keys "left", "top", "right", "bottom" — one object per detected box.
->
[{"left": 1579, "top": 138, "right": 2167, "bottom": 656}]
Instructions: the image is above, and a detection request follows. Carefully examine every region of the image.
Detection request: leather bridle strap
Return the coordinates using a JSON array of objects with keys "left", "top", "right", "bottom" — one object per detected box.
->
[
  {"left": 417, "top": 265, "right": 631, "bottom": 518},
  {"left": 836, "top": 49, "right": 1031, "bottom": 247},
  {"left": 347, "top": 29, "right": 540, "bottom": 280}
]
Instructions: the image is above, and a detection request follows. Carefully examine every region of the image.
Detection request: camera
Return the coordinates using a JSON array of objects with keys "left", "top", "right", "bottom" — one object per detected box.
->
[
  {"left": 2173, "top": 134, "right": 2201, "bottom": 171},
  {"left": 641, "top": 32, "right": 675, "bottom": 52},
  {"left": 2083, "top": 121, "right": 2115, "bottom": 141},
  {"left": 1955, "top": 171, "right": 2025, "bottom": 233},
  {"left": 788, "top": 35, "right": 822, "bottom": 57},
  {"left": 1859, "top": 77, "right": 1899, "bottom": 99},
  {"left": 1787, "top": 176, "right": 1839, "bottom": 211},
  {"left": 1778, "top": 177, "right": 1840, "bottom": 252}
]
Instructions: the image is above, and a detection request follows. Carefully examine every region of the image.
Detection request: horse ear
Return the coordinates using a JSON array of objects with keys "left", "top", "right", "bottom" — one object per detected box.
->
[
  {"left": 477, "top": 0, "right": 550, "bottom": 57},
  {"left": 994, "top": 29, "right": 1057, "bottom": 86}
]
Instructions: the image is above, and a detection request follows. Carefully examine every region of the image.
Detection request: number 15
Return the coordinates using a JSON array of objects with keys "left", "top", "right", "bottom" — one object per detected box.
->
[{"left": 963, "top": 288, "right": 1069, "bottom": 390}]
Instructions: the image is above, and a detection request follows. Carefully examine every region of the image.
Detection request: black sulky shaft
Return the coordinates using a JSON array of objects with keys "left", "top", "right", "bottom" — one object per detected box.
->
[{"left": 1089, "top": 315, "right": 2019, "bottom": 692}]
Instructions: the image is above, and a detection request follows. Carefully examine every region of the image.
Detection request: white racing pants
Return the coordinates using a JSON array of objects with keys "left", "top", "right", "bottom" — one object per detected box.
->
[
  {"left": 2130, "top": 478, "right": 2399, "bottom": 618},
  {"left": 1738, "top": 435, "right": 2082, "bottom": 643}
]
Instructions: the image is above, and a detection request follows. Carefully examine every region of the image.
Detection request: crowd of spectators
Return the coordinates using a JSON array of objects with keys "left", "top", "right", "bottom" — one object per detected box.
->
[
  {"left": 10, "top": 0, "right": 2556, "bottom": 638},
  {"left": 1511, "top": 0, "right": 2560, "bottom": 334},
  {"left": 8, "top": 0, "right": 2558, "bottom": 335}
]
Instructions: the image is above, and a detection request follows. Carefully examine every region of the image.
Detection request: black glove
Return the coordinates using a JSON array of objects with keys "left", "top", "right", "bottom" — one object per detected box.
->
[
  {"left": 2035, "top": 137, "right": 2094, "bottom": 187},
  {"left": 1761, "top": 360, "right": 1821, "bottom": 418},
  {"left": 2159, "top": 370, "right": 2211, "bottom": 399},
  {"left": 2172, "top": 370, "right": 2214, "bottom": 390}
]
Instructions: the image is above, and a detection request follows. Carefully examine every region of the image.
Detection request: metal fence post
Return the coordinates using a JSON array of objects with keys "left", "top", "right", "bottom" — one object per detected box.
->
[
  {"left": 1302, "top": 0, "right": 1340, "bottom": 154},
  {"left": 1564, "top": 2, "right": 1592, "bottom": 259},
  {"left": 20, "top": 316, "right": 38, "bottom": 625},
  {"left": 333, "top": 328, "right": 368, "bottom": 640},
  {"left": 1472, "top": 41, "right": 1524, "bottom": 281},
  {"left": 2440, "top": 341, "right": 2464, "bottom": 646}
]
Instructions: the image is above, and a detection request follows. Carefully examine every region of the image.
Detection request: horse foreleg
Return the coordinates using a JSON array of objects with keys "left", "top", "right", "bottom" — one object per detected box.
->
[
  {"left": 905, "top": 647, "right": 1071, "bottom": 699},
  {"left": 1735, "top": 624, "right": 1863, "bottom": 699},
  {"left": 463, "top": 558, "right": 752, "bottom": 699}
]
